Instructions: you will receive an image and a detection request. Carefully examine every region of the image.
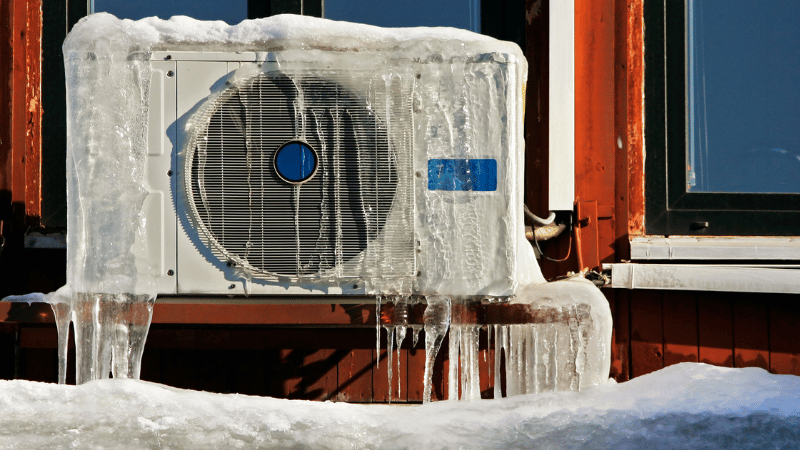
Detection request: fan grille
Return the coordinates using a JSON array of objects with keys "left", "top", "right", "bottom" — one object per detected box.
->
[{"left": 184, "top": 71, "right": 414, "bottom": 279}]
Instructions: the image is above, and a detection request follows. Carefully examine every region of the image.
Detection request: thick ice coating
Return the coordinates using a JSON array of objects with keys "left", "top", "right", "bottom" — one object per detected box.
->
[
  {"left": 62, "top": 12, "right": 579, "bottom": 388},
  {"left": 65, "top": 12, "right": 541, "bottom": 299}
]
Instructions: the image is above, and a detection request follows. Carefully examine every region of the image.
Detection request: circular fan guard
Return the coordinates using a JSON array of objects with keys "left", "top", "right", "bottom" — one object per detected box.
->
[{"left": 184, "top": 73, "right": 399, "bottom": 277}]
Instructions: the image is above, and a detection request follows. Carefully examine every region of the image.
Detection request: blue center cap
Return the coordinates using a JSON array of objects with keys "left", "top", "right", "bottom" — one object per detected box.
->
[{"left": 274, "top": 141, "right": 318, "bottom": 184}]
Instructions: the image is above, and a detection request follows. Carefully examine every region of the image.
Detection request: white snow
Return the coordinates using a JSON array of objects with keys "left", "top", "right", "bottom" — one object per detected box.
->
[
  {"left": 63, "top": 12, "right": 507, "bottom": 55},
  {"left": 0, "top": 363, "right": 797, "bottom": 449}
]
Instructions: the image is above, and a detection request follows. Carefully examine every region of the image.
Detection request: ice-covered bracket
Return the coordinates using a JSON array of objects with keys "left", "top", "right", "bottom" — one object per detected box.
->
[{"left": 61, "top": 13, "right": 611, "bottom": 393}]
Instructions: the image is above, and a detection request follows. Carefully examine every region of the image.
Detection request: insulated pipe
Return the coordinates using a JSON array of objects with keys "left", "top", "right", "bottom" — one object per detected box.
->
[{"left": 525, "top": 222, "right": 567, "bottom": 241}]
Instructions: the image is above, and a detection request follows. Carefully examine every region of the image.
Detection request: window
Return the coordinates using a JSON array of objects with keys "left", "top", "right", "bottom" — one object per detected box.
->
[
  {"left": 325, "top": 0, "right": 480, "bottom": 31},
  {"left": 92, "top": 0, "right": 248, "bottom": 24},
  {"left": 644, "top": 0, "right": 800, "bottom": 236}
]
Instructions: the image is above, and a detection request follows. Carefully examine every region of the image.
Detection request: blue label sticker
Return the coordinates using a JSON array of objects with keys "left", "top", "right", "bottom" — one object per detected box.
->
[{"left": 427, "top": 159, "right": 498, "bottom": 191}]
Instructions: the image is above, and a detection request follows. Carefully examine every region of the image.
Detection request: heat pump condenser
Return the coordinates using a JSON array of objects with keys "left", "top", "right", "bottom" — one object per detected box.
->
[{"left": 137, "top": 32, "right": 540, "bottom": 299}]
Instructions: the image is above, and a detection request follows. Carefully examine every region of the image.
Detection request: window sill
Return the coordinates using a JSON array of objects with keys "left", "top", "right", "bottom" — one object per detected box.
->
[
  {"left": 630, "top": 236, "right": 800, "bottom": 261},
  {"left": 603, "top": 262, "right": 800, "bottom": 294}
]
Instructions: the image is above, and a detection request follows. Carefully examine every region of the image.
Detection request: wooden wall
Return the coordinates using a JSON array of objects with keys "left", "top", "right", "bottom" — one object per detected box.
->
[
  {"left": 6, "top": 314, "right": 509, "bottom": 402},
  {"left": 0, "top": 0, "right": 42, "bottom": 224},
  {"left": 1, "top": 0, "right": 799, "bottom": 399}
]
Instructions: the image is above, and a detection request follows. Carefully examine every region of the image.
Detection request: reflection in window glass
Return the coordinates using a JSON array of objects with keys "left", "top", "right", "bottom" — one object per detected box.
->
[
  {"left": 687, "top": 0, "right": 800, "bottom": 193},
  {"left": 92, "top": 0, "right": 247, "bottom": 24},
  {"left": 325, "top": 0, "right": 480, "bottom": 32}
]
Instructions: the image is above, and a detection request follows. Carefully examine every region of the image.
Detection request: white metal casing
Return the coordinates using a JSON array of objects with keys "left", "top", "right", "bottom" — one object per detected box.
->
[{"left": 142, "top": 50, "right": 538, "bottom": 297}]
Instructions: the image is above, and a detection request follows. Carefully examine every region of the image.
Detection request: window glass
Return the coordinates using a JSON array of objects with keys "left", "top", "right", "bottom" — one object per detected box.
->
[
  {"left": 325, "top": 0, "right": 480, "bottom": 32},
  {"left": 92, "top": 0, "right": 247, "bottom": 24},
  {"left": 687, "top": 0, "right": 800, "bottom": 193}
]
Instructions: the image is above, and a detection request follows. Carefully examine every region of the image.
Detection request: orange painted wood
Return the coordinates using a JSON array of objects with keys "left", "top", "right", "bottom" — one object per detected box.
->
[
  {"left": 630, "top": 290, "right": 663, "bottom": 377},
  {"left": 10, "top": 0, "right": 28, "bottom": 207},
  {"left": 626, "top": 0, "right": 645, "bottom": 236},
  {"left": 606, "top": 289, "right": 630, "bottom": 381},
  {"left": 479, "top": 328, "right": 494, "bottom": 399},
  {"left": 303, "top": 348, "right": 339, "bottom": 400},
  {"left": 19, "top": 348, "right": 54, "bottom": 382},
  {"left": 372, "top": 346, "right": 390, "bottom": 402},
  {"left": 697, "top": 293, "right": 734, "bottom": 367},
  {"left": 18, "top": 325, "right": 57, "bottom": 348},
  {"left": 160, "top": 349, "right": 199, "bottom": 390},
  {"left": 768, "top": 296, "right": 800, "bottom": 375},
  {"left": 1, "top": 0, "right": 43, "bottom": 222},
  {"left": 440, "top": 342, "right": 452, "bottom": 400},
  {"left": 733, "top": 295, "right": 769, "bottom": 371},
  {"left": 406, "top": 342, "right": 426, "bottom": 402},
  {"left": 23, "top": 0, "right": 42, "bottom": 221},
  {"left": 613, "top": 0, "right": 631, "bottom": 262},
  {"left": 575, "top": 0, "right": 616, "bottom": 232},
  {"left": 662, "top": 291, "right": 699, "bottom": 366},
  {"left": 575, "top": 200, "right": 600, "bottom": 271},
  {"left": 336, "top": 349, "right": 374, "bottom": 402},
  {"left": 0, "top": 0, "right": 13, "bottom": 194},
  {"left": 278, "top": 349, "right": 304, "bottom": 399}
]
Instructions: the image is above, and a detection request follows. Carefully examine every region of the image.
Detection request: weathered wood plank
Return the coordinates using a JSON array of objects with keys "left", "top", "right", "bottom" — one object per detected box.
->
[
  {"left": 663, "top": 291, "right": 699, "bottom": 366},
  {"left": 630, "top": 290, "right": 663, "bottom": 377}
]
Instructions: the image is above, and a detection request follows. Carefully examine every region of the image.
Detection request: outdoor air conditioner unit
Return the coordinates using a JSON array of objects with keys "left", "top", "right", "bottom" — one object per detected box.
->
[{"left": 142, "top": 49, "right": 537, "bottom": 298}]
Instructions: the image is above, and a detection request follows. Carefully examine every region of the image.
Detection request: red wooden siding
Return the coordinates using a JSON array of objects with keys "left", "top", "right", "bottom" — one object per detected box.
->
[
  {"left": 1, "top": 0, "right": 799, "bottom": 398},
  {"left": 0, "top": 0, "right": 42, "bottom": 223}
]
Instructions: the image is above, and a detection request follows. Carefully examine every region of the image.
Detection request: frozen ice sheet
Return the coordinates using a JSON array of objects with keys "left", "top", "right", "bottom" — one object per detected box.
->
[
  {"left": 62, "top": 12, "right": 544, "bottom": 385},
  {"left": 0, "top": 363, "right": 797, "bottom": 449}
]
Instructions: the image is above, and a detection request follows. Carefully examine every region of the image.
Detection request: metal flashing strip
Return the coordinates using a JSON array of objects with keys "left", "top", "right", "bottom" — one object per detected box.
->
[
  {"left": 605, "top": 263, "right": 800, "bottom": 294},
  {"left": 548, "top": 0, "right": 575, "bottom": 211},
  {"left": 630, "top": 237, "right": 800, "bottom": 260}
]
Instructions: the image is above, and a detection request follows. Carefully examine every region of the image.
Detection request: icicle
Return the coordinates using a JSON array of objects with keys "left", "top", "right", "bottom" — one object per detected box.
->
[
  {"left": 332, "top": 107, "right": 343, "bottom": 275},
  {"left": 484, "top": 325, "right": 489, "bottom": 363},
  {"left": 539, "top": 321, "right": 557, "bottom": 392},
  {"left": 395, "top": 328, "right": 405, "bottom": 400},
  {"left": 422, "top": 295, "right": 451, "bottom": 403},
  {"left": 493, "top": 325, "right": 502, "bottom": 399},
  {"left": 393, "top": 297, "right": 409, "bottom": 400},
  {"left": 469, "top": 326, "right": 480, "bottom": 400},
  {"left": 311, "top": 109, "right": 330, "bottom": 273},
  {"left": 448, "top": 325, "right": 460, "bottom": 400},
  {"left": 565, "top": 306, "right": 581, "bottom": 391},
  {"left": 505, "top": 325, "right": 518, "bottom": 397},
  {"left": 50, "top": 300, "right": 71, "bottom": 385},
  {"left": 385, "top": 325, "right": 395, "bottom": 403},
  {"left": 412, "top": 325, "right": 421, "bottom": 348},
  {"left": 111, "top": 294, "right": 155, "bottom": 379},
  {"left": 577, "top": 303, "right": 594, "bottom": 391},
  {"left": 375, "top": 296, "right": 381, "bottom": 369},
  {"left": 525, "top": 324, "right": 536, "bottom": 394},
  {"left": 293, "top": 185, "right": 303, "bottom": 278},
  {"left": 460, "top": 326, "right": 480, "bottom": 400},
  {"left": 501, "top": 325, "right": 513, "bottom": 397},
  {"left": 72, "top": 293, "right": 97, "bottom": 384}
]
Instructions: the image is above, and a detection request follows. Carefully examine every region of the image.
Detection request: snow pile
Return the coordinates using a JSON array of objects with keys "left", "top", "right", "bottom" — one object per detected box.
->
[
  {"left": 0, "top": 363, "right": 797, "bottom": 449},
  {"left": 62, "top": 13, "right": 508, "bottom": 55}
]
